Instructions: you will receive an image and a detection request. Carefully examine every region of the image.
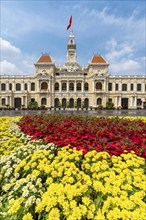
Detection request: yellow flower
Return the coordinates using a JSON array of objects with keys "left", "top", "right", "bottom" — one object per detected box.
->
[
  {"left": 22, "top": 212, "right": 33, "bottom": 220},
  {"left": 8, "top": 197, "right": 24, "bottom": 214},
  {"left": 47, "top": 208, "right": 60, "bottom": 220}
]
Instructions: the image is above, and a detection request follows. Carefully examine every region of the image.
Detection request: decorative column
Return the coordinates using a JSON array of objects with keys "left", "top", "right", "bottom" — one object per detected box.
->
[
  {"left": 104, "top": 81, "right": 106, "bottom": 92},
  {"left": 113, "top": 81, "right": 115, "bottom": 92},
  {"left": 93, "top": 81, "right": 95, "bottom": 92},
  {"left": 74, "top": 81, "right": 77, "bottom": 92},
  {"left": 28, "top": 81, "right": 30, "bottom": 92},
  {"left": 10, "top": 96, "right": 12, "bottom": 107},
  {"left": 134, "top": 96, "right": 137, "bottom": 108},
  {"left": 127, "top": 80, "right": 130, "bottom": 91},
  {"left": 22, "top": 96, "right": 24, "bottom": 106},
  {"left": 82, "top": 81, "right": 84, "bottom": 93},
  {"left": 115, "top": 96, "right": 118, "bottom": 107},
  {"left": 118, "top": 96, "right": 121, "bottom": 106},
  {"left": 67, "top": 80, "right": 69, "bottom": 92},
  {"left": 6, "top": 80, "right": 9, "bottom": 91},
  {"left": 134, "top": 81, "right": 137, "bottom": 92},
  {"left": 6, "top": 96, "right": 8, "bottom": 105},
  {"left": 119, "top": 80, "right": 122, "bottom": 92},
  {"left": 37, "top": 81, "right": 40, "bottom": 92},
  {"left": 12, "top": 80, "right": 15, "bottom": 91},
  {"left": 130, "top": 97, "right": 133, "bottom": 107},
  {"left": 21, "top": 80, "right": 24, "bottom": 91},
  {"left": 59, "top": 82, "right": 61, "bottom": 92},
  {"left": 142, "top": 81, "right": 145, "bottom": 93},
  {"left": 26, "top": 96, "right": 28, "bottom": 108}
]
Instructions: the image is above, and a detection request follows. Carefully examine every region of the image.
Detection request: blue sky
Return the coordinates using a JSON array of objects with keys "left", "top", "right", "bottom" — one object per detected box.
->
[{"left": 0, "top": 0, "right": 146, "bottom": 75}]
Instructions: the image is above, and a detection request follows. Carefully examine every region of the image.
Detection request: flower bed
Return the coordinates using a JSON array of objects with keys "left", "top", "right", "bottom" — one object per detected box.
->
[
  {"left": 18, "top": 115, "right": 146, "bottom": 158},
  {"left": 0, "top": 116, "right": 146, "bottom": 220}
]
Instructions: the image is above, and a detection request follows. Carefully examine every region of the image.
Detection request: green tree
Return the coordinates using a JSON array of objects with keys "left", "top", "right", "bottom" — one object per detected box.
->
[
  {"left": 28, "top": 100, "right": 38, "bottom": 109},
  {"left": 106, "top": 101, "right": 114, "bottom": 109}
]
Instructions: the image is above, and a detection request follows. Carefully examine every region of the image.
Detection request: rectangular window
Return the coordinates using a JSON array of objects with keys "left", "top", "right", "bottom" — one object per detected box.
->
[
  {"left": 131, "top": 84, "right": 133, "bottom": 91},
  {"left": 137, "top": 84, "right": 141, "bottom": 91},
  {"left": 115, "top": 84, "right": 118, "bottom": 91},
  {"left": 31, "top": 83, "right": 35, "bottom": 91},
  {"left": 24, "top": 83, "right": 27, "bottom": 90},
  {"left": 16, "top": 83, "right": 21, "bottom": 91},
  {"left": 2, "top": 98, "right": 5, "bottom": 106},
  {"left": 122, "top": 84, "right": 127, "bottom": 91},
  {"left": 1, "top": 84, "right": 6, "bottom": 91},
  {"left": 137, "top": 98, "right": 142, "bottom": 106},
  {"left": 108, "top": 83, "right": 112, "bottom": 91}
]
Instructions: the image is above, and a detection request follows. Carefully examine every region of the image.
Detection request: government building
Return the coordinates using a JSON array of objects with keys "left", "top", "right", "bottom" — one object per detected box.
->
[{"left": 0, "top": 32, "right": 146, "bottom": 109}]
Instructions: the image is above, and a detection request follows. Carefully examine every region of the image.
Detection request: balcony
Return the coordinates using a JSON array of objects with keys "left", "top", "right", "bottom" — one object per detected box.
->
[{"left": 39, "top": 89, "right": 49, "bottom": 93}]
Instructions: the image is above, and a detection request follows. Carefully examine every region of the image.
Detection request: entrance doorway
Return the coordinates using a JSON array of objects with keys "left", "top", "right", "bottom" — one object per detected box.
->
[
  {"left": 14, "top": 98, "right": 21, "bottom": 108},
  {"left": 122, "top": 98, "right": 128, "bottom": 109}
]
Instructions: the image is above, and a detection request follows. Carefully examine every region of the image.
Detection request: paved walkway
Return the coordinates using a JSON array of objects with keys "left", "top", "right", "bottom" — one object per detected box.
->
[{"left": 0, "top": 109, "right": 146, "bottom": 117}]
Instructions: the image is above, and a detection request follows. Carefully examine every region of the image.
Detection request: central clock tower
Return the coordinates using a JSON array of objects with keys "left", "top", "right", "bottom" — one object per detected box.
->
[{"left": 66, "top": 31, "right": 77, "bottom": 63}]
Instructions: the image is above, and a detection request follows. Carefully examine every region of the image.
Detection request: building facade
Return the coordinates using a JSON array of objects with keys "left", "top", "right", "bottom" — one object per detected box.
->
[{"left": 0, "top": 32, "right": 146, "bottom": 109}]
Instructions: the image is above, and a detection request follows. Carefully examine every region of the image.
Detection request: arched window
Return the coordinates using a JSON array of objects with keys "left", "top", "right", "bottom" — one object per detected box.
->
[
  {"left": 97, "top": 98, "right": 102, "bottom": 105},
  {"left": 84, "top": 98, "right": 89, "bottom": 108},
  {"left": 54, "top": 98, "right": 59, "bottom": 107},
  {"left": 69, "top": 98, "right": 74, "bottom": 108},
  {"left": 77, "top": 98, "right": 81, "bottom": 108},
  {"left": 1, "top": 83, "right": 6, "bottom": 91},
  {"left": 62, "top": 83, "right": 67, "bottom": 91},
  {"left": 69, "top": 83, "right": 74, "bottom": 91},
  {"left": 16, "top": 83, "right": 21, "bottom": 91},
  {"left": 41, "top": 98, "right": 47, "bottom": 105},
  {"left": 31, "top": 83, "right": 35, "bottom": 91},
  {"left": 62, "top": 98, "right": 66, "bottom": 107},
  {"left": 41, "top": 82, "right": 48, "bottom": 90},
  {"left": 84, "top": 82, "right": 88, "bottom": 91},
  {"left": 122, "top": 84, "right": 127, "bottom": 91},
  {"left": 96, "top": 82, "right": 102, "bottom": 90},
  {"left": 55, "top": 82, "right": 59, "bottom": 91},
  {"left": 77, "top": 82, "right": 81, "bottom": 91}
]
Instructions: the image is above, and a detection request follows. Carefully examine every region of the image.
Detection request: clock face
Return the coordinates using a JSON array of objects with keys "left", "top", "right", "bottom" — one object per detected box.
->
[{"left": 67, "top": 65, "right": 77, "bottom": 72}]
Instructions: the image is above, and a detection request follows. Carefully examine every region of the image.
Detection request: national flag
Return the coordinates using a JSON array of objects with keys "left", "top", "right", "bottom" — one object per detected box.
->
[{"left": 67, "top": 16, "right": 72, "bottom": 30}]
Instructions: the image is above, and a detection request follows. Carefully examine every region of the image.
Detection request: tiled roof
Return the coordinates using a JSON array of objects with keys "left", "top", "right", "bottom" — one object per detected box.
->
[
  {"left": 36, "top": 54, "right": 52, "bottom": 63},
  {"left": 91, "top": 54, "right": 107, "bottom": 64}
]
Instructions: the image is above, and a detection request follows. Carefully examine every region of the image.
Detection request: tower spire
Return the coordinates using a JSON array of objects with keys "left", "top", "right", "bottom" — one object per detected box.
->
[{"left": 66, "top": 31, "right": 77, "bottom": 63}]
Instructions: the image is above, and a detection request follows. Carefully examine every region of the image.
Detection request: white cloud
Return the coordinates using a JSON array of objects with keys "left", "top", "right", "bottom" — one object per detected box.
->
[
  {"left": 110, "top": 60, "right": 141, "bottom": 74},
  {"left": 105, "top": 39, "right": 144, "bottom": 75},
  {"left": 105, "top": 39, "right": 133, "bottom": 61},
  {"left": 0, "top": 38, "right": 36, "bottom": 75},
  {"left": 0, "top": 60, "right": 22, "bottom": 75},
  {"left": 0, "top": 38, "right": 21, "bottom": 62}
]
